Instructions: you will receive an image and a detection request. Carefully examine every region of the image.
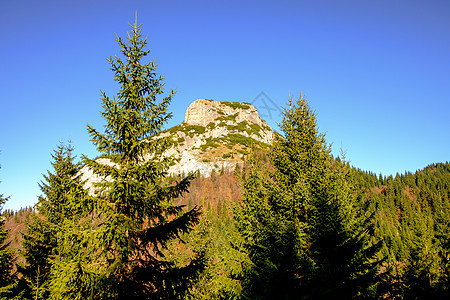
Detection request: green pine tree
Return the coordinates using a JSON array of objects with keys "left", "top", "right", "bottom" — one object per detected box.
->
[
  {"left": 234, "top": 153, "right": 303, "bottom": 299},
  {"left": 398, "top": 189, "right": 444, "bottom": 299},
  {"left": 165, "top": 198, "right": 249, "bottom": 300},
  {"left": 54, "top": 16, "right": 202, "bottom": 299},
  {"left": 363, "top": 163, "right": 450, "bottom": 298},
  {"left": 235, "top": 94, "right": 382, "bottom": 299},
  {"left": 308, "top": 156, "right": 382, "bottom": 299},
  {"left": 20, "top": 142, "right": 91, "bottom": 299}
]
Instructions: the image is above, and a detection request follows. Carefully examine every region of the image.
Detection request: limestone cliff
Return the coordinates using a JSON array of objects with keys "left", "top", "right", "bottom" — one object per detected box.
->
[
  {"left": 184, "top": 99, "right": 267, "bottom": 129},
  {"left": 81, "top": 99, "right": 273, "bottom": 191},
  {"left": 153, "top": 99, "right": 273, "bottom": 177}
]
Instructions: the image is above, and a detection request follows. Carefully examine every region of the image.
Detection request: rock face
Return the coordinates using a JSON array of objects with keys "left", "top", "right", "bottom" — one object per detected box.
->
[
  {"left": 81, "top": 99, "right": 273, "bottom": 190},
  {"left": 155, "top": 99, "right": 273, "bottom": 177},
  {"left": 185, "top": 99, "right": 266, "bottom": 129},
  {"left": 79, "top": 158, "right": 116, "bottom": 195}
]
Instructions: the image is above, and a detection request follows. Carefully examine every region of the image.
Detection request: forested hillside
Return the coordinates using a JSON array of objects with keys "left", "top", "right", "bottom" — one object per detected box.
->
[
  {"left": 351, "top": 162, "right": 450, "bottom": 298},
  {"left": 0, "top": 17, "right": 448, "bottom": 299},
  {"left": 2, "top": 159, "right": 449, "bottom": 298}
]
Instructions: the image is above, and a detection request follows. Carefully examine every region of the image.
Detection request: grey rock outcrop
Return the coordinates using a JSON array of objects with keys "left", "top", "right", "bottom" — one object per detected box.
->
[
  {"left": 157, "top": 99, "right": 273, "bottom": 177},
  {"left": 185, "top": 99, "right": 267, "bottom": 128},
  {"left": 80, "top": 99, "right": 273, "bottom": 190}
]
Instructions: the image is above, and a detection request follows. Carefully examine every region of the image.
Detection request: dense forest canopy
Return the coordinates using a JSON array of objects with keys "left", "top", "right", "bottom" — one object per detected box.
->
[{"left": 1, "top": 18, "right": 448, "bottom": 300}]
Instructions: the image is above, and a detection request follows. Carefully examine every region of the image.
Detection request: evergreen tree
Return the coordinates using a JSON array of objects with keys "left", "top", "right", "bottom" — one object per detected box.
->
[
  {"left": 165, "top": 199, "right": 249, "bottom": 300},
  {"left": 54, "top": 17, "right": 202, "bottom": 299},
  {"left": 272, "top": 95, "right": 382, "bottom": 298},
  {"left": 433, "top": 186, "right": 450, "bottom": 295},
  {"left": 235, "top": 95, "right": 382, "bottom": 299},
  {"left": 308, "top": 157, "right": 382, "bottom": 299},
  {"left": 234, "top": 154, "right": 295, "bottom": 299},
  {"left": 0, "top": 193, "right": 15, "bottom": 299},
  {"left": 20, "top": 142, "right": 91, "bottom": 299},
  {"left": 399, "top": 199, "right": 441, "bottom": 299},
  {"left": 0, "top": 161, "right": 23, "bottom": 299},
  {"left": 355, "top": 163, "right": 450, "bottom": 298}
]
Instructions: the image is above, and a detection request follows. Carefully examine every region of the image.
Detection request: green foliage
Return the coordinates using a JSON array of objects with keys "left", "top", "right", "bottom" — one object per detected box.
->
[
  {"left": 226, "top": 121, "right": 247, "bottom": 132},
  {"left": 223, "top": 134, "right": 257, "bottom": 148},
  {"left": 221, "top": 101, "right": 251, "bottom": 110},
  {"left": 234, "top": 155, "right": 301, "bottom": 299},
  {"left": 199, "top": 134, "right": 267, "bottom": 153},
  {"left": 0, "top": 191, "right": 18, "bottom": 299},
  {"left": 70, "top": 17, "right": 202, "bottom": 298},
  {"left": 235, "top": 148, "right": 250, "bottom": 156},
  {"left": 171, "top": 136, "right": 186, "bottom": 148},
  {"left": 167, "top": 200, "right": 249, "bottom": 299},
  {"left": 235, "top": 95, "right": 382, "bottom": 299},
  {"left": 249, "top": 123, "right": 262, "bottom": 137},
  {"left": 20, "top": 142, "right": 92, "bottom": 299},
  {"left": 225, "top": 121, "right": 263, "bottom": 138},
  {"left": 308, "top": 158, "right": 383, "bottom": 299},
  {"left": 164, "top": 123, "right": 206, "bottom": 138},
  {"left": 353, "top": 162, "right": 450, "bottom": 298},
  {"left": 183, "top": 125, "right": 206, "bottom": 137},
  {"left": 200, "top": 138, "right": 219, "bottom": 152},
  {"left": 217, "top": 113, "right": 239, "bottom": 123}
]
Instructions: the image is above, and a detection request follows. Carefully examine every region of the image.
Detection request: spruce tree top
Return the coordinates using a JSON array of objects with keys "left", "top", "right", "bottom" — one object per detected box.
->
[{"left": 87, "top": 16, "right": 175, "bottom": 164}]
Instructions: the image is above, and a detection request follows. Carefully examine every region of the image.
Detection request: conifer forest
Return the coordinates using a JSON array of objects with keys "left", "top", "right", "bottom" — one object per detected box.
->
[{"left": 0, "top": 19, "right": 449, "bottom": 300}]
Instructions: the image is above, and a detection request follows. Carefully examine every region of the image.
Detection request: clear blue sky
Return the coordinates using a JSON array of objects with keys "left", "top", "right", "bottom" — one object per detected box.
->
[{"left": 1, "top": 0, "right": 449, "bottom": 211}]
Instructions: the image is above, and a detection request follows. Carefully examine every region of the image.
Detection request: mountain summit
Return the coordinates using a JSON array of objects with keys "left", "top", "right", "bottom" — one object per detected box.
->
[
  {"left": 80, "top": 99, "right": 273, "bottom": 190},
  {"left": 155, "top": 99, "right": 273, "bottom": 177},
  {"left": 185, "top": 99, "right": 269, "bottom": 130}
]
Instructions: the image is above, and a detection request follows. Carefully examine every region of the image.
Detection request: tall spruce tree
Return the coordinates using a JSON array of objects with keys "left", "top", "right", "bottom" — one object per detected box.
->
[
  {"left": 234, "top": 154, "right": 302, "bottom": 299},
  {"left": 308, "top": 157, "right": 382, "bottom": 298},
  {"left": 235, "top": 95, "right": 382, "bottom": 299},
  {"left": 20, "top": 142, "right": 91, "bottom": 299},
  {"left": 279, "top": 96, "right": 382, "bottom": 298},
  {"left": 269, "top": 94, "right": 334, "bottom": 298},
  {"left": 70, "top": 17, "right": 202, "bottom": 299}
]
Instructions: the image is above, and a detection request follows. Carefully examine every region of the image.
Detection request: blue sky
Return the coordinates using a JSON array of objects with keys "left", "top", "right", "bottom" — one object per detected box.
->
[{"left": 1, "top": 0, "right": 449, "bottom": 211}]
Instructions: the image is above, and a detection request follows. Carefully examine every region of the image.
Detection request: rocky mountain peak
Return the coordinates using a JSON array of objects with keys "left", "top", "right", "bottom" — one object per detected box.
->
[
  {"left": 81, "top": 99, "right": 273, "bottom": 191},
  {"left": 184, "top": 99, "right": 265, "bottom": 128},
  {"left": 158, "top": 99, "right": 273, "bottom": 177}
]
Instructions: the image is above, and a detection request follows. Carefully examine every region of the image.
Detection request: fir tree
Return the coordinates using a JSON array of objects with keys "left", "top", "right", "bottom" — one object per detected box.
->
[
  {"left": 358, "top": 163, "right": 450, "bottom": 298},
  {"left": 20, "top": 142, "right": 91, "bottom": 299},
  {"left": 165, "top": 198, "right": 249, "bottom": 300},
  {"left": 236, "top": 152, "right": 308, "bottom": 299},
  {"left": 62, "top": 16, "right": 203, "bottom": 299},
  {"left": 281, "top": 96, "right": 382, "bottom": 298},
  {"left": 308, "top": 157, "right": 382, "bottom": 299},
  {"left": 235, "top": 94, "right": 382, "bottom": 299}
]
